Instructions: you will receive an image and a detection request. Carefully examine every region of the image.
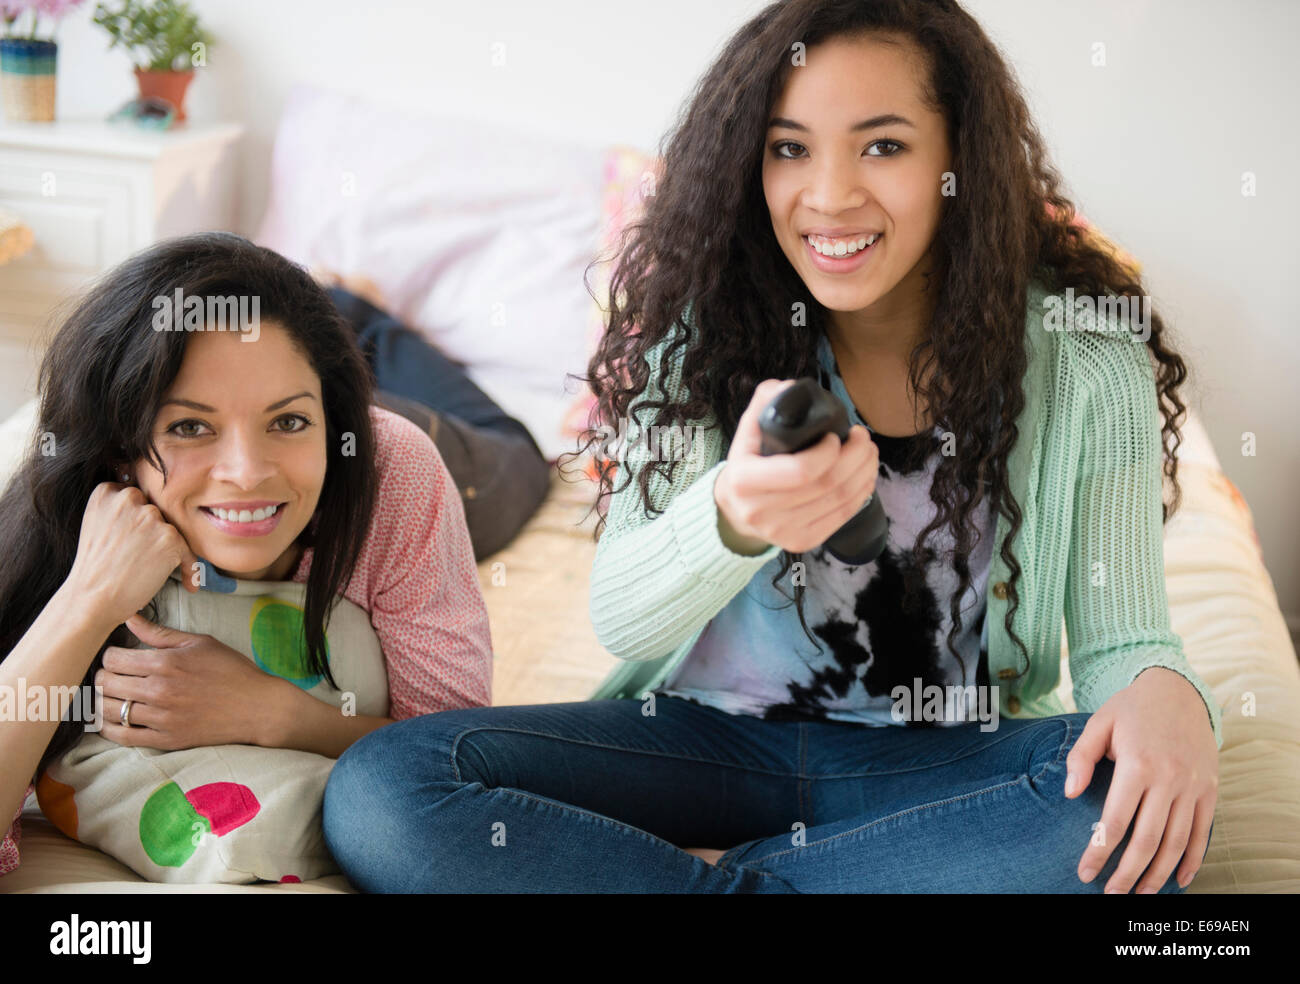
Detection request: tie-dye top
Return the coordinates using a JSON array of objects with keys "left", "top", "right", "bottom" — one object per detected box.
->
[{"left": 657, "top": 332, "right": 997, "bottom": 724}]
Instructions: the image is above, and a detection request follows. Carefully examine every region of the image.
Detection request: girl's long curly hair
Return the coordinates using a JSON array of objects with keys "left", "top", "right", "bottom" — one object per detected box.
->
[{"left": 562, "top": 0, "right": 1188, "bottom": 681}]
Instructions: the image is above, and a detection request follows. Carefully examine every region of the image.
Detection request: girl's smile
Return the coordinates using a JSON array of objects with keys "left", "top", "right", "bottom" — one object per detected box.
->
[{"left": 803, "top": 231, "right": 884, "bottom": 274}]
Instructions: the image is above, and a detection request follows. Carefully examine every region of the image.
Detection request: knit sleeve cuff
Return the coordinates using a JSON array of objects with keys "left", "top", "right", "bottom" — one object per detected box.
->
[
  {"left": 1074, "top": 650, "right": 1224, "bottom": 750},
  {"left": 668, "top": 460, "right": 782, "bottom": 583}
]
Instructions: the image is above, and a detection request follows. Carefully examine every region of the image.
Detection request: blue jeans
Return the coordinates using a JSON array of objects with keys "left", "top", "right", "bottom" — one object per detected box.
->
[
  {"left": 322, "top": 697, "right": 1210, "bottom": 892},
  {"left": 326, "top": 286, "right": 551, "bottom": 561}
]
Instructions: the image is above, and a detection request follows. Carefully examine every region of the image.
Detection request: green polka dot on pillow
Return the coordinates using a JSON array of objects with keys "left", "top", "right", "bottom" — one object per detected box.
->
[
  {"left": 139, "top": 781, "right": 209, "bottom": 868},
  {"left": 249, "top": 597, "right": 325, "bottom": 690}
]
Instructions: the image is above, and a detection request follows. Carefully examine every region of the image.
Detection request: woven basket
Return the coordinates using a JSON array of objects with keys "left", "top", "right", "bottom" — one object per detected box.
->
[{"left": 0, "top": 39, "right": 57, "bottom": 123}]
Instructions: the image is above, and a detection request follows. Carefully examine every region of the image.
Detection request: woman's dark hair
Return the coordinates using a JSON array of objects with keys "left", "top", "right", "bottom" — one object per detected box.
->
[
  {"left": 562, "top": 0, "right": 1188, "bottom": 682},
  {"left": 0, "top": 232, "right": 379, "bottom": 779}
]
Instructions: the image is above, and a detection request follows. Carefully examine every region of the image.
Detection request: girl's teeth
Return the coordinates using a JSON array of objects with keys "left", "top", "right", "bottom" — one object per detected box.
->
[
  {"left": 212, "top": 504, "right": 279, "bottom": 523},
  {"left": 807, "top": 234, "right": 879, "bottom": 256}
]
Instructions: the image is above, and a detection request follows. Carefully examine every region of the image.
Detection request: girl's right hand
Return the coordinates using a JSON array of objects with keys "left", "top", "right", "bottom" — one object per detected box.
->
[
  {"left": 714, "top": 379, "right": 879, "bottom": 555},
  {"left": 62, "top": 481, "right": 201, "bottom": 627}
]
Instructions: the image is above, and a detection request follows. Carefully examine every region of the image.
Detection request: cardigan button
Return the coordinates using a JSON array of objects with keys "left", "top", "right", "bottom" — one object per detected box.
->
[
  {"left": 992, "top": 581, "right": 1008, "bottom": 600},
  {"left": 464, "top": 485, "right": 478, "bottom": 500},
  {"left": 1007, "top": 695, "right": 1021, "bottom": 714}
]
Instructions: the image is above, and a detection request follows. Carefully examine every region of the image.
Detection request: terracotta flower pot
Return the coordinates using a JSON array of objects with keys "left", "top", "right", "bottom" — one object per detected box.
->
[
  {"left": 0, "top": 39, "right": 57, "bottom": 123},
  {"left": 134, "top": 67, "right": 194, "bottom": 122}
]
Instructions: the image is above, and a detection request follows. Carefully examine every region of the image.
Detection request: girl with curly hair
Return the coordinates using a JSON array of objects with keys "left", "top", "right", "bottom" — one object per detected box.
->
[{"left": 323, "top": 0, "right": 1219, "bottom": 893}]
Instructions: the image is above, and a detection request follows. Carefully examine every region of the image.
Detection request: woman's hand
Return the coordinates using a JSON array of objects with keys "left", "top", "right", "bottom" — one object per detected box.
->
[
  {"left": 63, "top": 481, "right": 202, "bottom": 628},
  {"left": 1065, "top": 666, "right": 1219, "bottom": 893},
  {"left": 96, "top": 614, "right": 279, "bottom": 750},
  {"left": 714, "top": 379, "right": 879, "bottom": 555}
]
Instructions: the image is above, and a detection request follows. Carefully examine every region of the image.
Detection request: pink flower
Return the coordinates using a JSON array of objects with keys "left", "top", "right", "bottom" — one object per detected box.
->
[
  {"left": 36, "top": 0, "right": 85, "bottom": 18},
  {"left": 1, "top": 0, "right": 84, "bottom": 21}
]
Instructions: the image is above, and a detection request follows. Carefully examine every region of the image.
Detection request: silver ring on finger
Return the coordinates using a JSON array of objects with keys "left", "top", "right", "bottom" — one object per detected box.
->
[{"left": 120, "top": 698, "right": 134, "bottom": 728}]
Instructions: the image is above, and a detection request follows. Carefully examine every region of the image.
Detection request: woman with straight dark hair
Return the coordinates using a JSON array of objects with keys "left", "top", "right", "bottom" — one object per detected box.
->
[
  {"left": 0, "top": 232, "right": 492, "bottom": 879},
  {"left": 322, "top": 0, "right": 1220, "bottom": 894}
]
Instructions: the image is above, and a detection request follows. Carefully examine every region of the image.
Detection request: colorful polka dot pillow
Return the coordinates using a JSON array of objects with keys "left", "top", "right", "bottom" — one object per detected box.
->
[{"left": 36, "top": 565, "right": 388, "bottom": 884}]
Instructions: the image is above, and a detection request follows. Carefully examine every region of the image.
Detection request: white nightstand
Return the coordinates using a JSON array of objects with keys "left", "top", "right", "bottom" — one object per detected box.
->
[{"left": 0, "top": 119, "right": 244, "bottom": 418}]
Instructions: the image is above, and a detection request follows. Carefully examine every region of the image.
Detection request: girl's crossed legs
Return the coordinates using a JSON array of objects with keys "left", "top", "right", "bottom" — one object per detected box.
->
[{"left": 322, "top": 695, "right": 1204, "bottom": 893}]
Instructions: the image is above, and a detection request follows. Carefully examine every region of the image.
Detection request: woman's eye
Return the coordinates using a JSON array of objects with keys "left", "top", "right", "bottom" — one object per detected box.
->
[
  {"left": 167, "top": 419, "right": 209, "bottom": 438},
  {"left": 164, "top": 415, "right": 311, "bottom": 437},
  {"left": 273, "top": 413, "right": 311, "bottom": 433}
]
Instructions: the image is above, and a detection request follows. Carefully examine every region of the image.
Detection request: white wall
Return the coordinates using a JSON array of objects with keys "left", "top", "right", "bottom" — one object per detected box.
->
[{"left": 29, "top": 0, "right": 1300, "bottom": 630}]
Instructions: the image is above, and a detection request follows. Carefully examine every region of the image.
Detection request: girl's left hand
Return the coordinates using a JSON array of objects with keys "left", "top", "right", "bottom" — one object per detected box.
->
[
  {"left": 96, "top": 613, "right": 280, "bottom": 750},
  {"left": 1065, "top": 666, "right": 1219, "bottom": 893}
]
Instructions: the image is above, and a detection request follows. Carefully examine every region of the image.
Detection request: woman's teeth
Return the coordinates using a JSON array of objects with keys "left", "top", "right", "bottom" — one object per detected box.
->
[
  {"left": 805, "top": 233, "right": 881, "bottom": 256},
  {"left": 206, "top": 504, "right": 282, "bottom": 523}
]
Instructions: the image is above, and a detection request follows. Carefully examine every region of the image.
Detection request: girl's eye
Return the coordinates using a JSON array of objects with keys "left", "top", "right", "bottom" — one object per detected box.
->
[
  {"left": 865, "top": 139, "right": 903, "bottom": 157},
  {"left": 273, "top": 413, "right": 312, "bottom": 433},
  {"left": 771, "top": 139, "right": 903, "bottom": 159},
  {"left": 167, "top": 419, "right": 210, "bottom": 438}
]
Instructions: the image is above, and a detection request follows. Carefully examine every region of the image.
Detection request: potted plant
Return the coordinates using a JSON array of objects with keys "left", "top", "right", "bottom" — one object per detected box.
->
[
  {"left": 92, "top": 0, "right": 211, "bottom": 122},
  {"left": 0, "top": 0, "right": 87, "bottom": 122}
]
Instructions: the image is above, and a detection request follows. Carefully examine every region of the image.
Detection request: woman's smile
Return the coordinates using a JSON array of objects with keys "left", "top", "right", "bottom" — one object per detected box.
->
[{"left": 198, "top": 499, "right": 291, "bottom": 538}]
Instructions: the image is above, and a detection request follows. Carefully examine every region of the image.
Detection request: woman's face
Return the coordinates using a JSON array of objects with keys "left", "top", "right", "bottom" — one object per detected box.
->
[
  {"left": 128, "top": 320, "right": 328, "bottom": 582},
  {"left": 761, "top": 33, "right": 952, "bottom": 324}
]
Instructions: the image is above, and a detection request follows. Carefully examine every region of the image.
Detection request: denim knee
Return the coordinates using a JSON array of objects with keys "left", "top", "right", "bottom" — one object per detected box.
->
[
  {"left": 326, "top": 713, "right": 470, "bottom": 809},
  {"left": 323, "top": 714, "right": 483, "bottom": 891},
  {"left": 322, "top": 726, "right": 398, "bottom": 861}
]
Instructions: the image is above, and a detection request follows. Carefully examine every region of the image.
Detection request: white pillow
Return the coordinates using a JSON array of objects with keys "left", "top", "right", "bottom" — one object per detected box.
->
[
  {"left": 37, "top": 573, "right": 388, "bottom": 884},
  {"left": 256, "top": 85, "right": 606, "bottom": 462}
]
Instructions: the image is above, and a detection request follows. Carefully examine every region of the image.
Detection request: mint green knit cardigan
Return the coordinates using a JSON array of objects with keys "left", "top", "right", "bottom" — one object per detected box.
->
[{"left": 587, "top": 279, "right": 1223, "bottom": 750}]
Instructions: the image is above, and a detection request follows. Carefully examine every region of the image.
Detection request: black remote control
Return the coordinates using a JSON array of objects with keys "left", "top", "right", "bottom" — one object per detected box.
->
[{"left": 757, "top": 377, "right": 889, "bottom": 565}]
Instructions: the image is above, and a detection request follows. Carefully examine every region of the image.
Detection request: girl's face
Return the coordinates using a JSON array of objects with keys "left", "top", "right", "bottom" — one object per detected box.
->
[
  {"left": 761, "top": 33, "right": 952, "bottom": 323},
  {"left": 127, "top": 320, "right": 328, "bottom": 582}
]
